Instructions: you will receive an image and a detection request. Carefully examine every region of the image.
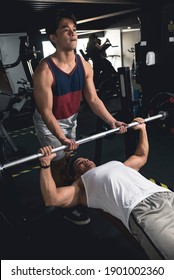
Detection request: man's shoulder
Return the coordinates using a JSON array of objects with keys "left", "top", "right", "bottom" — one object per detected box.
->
[
  {"left": 80, "top": 57, "right": 93, "bottom": 77},
  {"left": 34, "top": 57, "right": 51, "bottom": 74},
  {"left": 33, "top": 62, "right": 54, "bottom": 86}
]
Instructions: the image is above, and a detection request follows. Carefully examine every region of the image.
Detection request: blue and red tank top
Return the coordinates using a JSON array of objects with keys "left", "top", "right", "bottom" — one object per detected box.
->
[{"left": 46, "top": 54, "right": 85, "bottom": 120}]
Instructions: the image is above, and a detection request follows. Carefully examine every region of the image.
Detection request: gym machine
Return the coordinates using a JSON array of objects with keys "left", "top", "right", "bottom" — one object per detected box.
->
[{"left": 0, "top": 36, "right": 41, "bottom": 163}]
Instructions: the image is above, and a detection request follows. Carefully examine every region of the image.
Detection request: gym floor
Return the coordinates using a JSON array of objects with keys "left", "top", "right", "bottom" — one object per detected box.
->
[{"left": 0, "top": 99, "right": 174, "bottom": 260}]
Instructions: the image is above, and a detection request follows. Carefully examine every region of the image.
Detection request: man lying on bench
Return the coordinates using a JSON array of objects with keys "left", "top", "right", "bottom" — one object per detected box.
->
[{"left": 38, "top": 117, "right": 174, "bottom": 260}]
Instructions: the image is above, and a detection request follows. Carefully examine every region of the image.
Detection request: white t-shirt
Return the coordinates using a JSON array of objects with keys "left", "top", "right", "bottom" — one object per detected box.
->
[{"left": 81, "top": 161, "right": 170, "bottom": 230}]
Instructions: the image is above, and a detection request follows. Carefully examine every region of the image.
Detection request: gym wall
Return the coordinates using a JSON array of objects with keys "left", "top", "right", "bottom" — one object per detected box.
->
[
  {"left": 136, "top": 2, "right": 174, "bottom": 111},
  {"left": 0, "top": 33, "right": 27, "bottom": 94}
]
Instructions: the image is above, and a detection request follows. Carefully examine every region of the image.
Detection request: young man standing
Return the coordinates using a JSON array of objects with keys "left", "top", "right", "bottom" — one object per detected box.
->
[{"left": 33, "top": 9, "right": 126, "bottom": 224}]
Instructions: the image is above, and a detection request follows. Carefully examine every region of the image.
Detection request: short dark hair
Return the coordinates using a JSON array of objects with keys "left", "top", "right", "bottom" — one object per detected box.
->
[
  {"left": 66, "top": 155, "right": 79, "bottom": 181},
  {"left": 46, "top": 8, "right": 77, "bottom": 37}
]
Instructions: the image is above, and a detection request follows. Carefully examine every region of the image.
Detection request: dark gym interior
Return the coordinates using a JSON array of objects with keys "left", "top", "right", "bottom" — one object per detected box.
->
[{"left": 0, "top": 0, "right": 174, "bottom": 260}]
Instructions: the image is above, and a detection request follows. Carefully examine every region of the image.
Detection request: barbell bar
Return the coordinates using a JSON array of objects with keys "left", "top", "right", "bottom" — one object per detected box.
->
[{"left": 0, "top": 111, "right": 167, "bottom": 171}]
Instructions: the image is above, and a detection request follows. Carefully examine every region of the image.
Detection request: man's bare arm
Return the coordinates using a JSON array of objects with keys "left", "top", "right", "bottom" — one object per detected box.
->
[
  {"left": 123, "top": 118, "right": 149, "bottom": 171},
  {"left": 39, "top": 146, "right": 83, "bottom": 207},
  {"left": 33, "top": 60, "right": 78, "bottom": 150},
  {"left": 82, "top": 59, "right": 127, "bottom": 131}
]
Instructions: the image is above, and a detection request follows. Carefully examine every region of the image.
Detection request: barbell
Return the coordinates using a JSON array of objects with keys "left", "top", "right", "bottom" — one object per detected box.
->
[{"left": 0, "top": 111, "right": 167, "bottom": 172}]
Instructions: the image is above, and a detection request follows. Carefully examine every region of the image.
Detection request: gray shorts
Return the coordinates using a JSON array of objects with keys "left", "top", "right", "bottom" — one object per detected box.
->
[
  {"left": 35, "top": 127, "right": 76, "bottom": 160},
  {"left": 33, "top": 110, "right": 77, "bottom": 160},
  {"left": 129, "top": 191, "right": 174, "bottom": 260}
]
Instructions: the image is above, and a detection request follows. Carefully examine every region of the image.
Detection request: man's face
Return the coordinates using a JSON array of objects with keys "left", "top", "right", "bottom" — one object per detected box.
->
[
  {"left": 52, "top": 17, "right": 78, "bottom": 51},
  {"left": 74, "top": 157, "right": 96, "bottom": 176}
]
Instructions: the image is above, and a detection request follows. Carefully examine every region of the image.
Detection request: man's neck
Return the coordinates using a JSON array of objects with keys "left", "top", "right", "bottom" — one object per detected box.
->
[
  {"left": 54, "top": 49, "right": 75, "bottom": 62},
  {"left": 51, "top": 50, "right": 76, "bottom": 73}
]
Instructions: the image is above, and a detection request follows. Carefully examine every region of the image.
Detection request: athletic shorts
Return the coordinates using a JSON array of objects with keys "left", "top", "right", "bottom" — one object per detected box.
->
[
  {"left": 129, "top": 191, "right": 174, "bottom": 260},
  {"left": 35, "top": 128, "right": 76, "bottom": 160},
  {"left": 33, "top": 110, "right": 77, "bottom": 160}
]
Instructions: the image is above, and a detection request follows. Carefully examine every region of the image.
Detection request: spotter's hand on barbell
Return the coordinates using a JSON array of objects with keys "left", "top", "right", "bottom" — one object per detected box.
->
[{"left": 0, "top": 111, "right": 167, "bottom": 171}]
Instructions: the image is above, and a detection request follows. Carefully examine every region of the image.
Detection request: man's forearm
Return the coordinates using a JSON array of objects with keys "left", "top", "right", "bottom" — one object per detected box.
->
[
  {"left": 89, "top": 97, "right": 116, "bottom": 126},
  {"left": 134, "top": 127, "right": 149, "bottom": 160},
  {"left": 41, "top": 111, "right": 66, "bottom": 141},
  {"left": 40, "top": 167, "right": 58, "bottom": 206}
]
